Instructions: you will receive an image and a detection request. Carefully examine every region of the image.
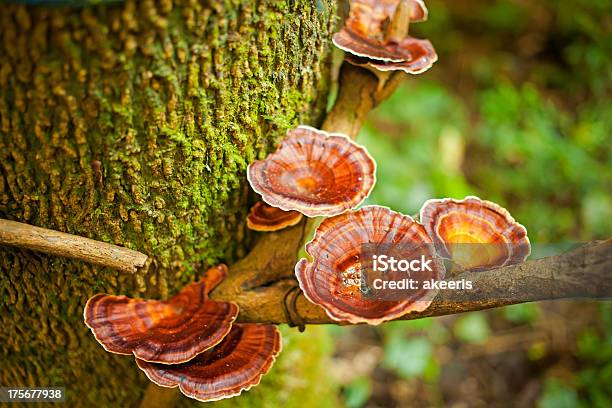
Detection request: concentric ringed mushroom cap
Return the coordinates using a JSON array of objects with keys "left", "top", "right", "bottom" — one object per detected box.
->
[
  {"left": 247, "top": 201, "right": 303, "bottom": 232},
  {"left": 84, "top": 265, "right": 238, "bottom": 364},
  {"left": 136, "top": 324, "right": 282, "bottom": 402},
  {"left": 420, "top": 196, "right": 531, "bottom": 270},
  {"left": 347, "top": 0, "right": 428, "bottom": 43},
  {"left": 343, "top": 37, "right": 438, "bottom": 74},
  {"left": 247, "top": 126, "right": 376, "bottom": 217},
  {"left": 408, "top": 0, "right": 428, "bottom": 22},
  {"left": 296, "top": 206, "right": 445, "bottom": 325},
  {"left": 333, "top": 0, "right": 437, "bottom": 74}
]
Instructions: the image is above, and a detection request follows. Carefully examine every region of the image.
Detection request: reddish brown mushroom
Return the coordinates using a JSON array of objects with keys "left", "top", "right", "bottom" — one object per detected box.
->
[
  {"left": 420, "top": 196, "right": 531, "bottom": 271},
  {"left": 295, "top": 206, "right": 445, "bottom": 325},
  {"left": 343, "top": 38, "right": 437, "bottom": 74},
  {"left": 136, "top": 324, "right": 282, "bottom": 402},
  {"left": 333, "top": 0, "right": 437, "bottom": 75},
  {"left": 247, "top": 201, "right": 303, "bottom": 232},
  {"left": 346, "top": 0, "right": 428, "bottom": 42},
  {"left": 84, "top": 265, "right": 238, "bottom": 364},
  {"left": 407, "top": 0, "right": 428, "bottom": 22},
  {"left": 247, "top": 126, "right": 376, "bottom": 217}
]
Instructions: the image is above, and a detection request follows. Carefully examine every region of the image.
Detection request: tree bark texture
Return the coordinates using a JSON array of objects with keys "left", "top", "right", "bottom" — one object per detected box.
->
[{"left": 0, "top": 1, "right": 337, "bottom": 406}]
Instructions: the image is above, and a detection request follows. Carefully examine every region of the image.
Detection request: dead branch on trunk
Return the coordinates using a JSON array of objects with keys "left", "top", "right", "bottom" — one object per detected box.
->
[
  {"left": 211, "top": 237, "right": 611, "bottom": 324},
  {"left": 0, "top": 219, "right": 148, "bottom": 273}
]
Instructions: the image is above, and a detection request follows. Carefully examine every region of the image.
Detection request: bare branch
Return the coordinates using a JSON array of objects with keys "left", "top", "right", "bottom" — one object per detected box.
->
[
  {"left": 0, "top": 219, "right": 148, "bottom": 273},
  {"left": 211, "top": 239, "right": 611, "bottom": 324},
  {"left": 322, "top": 63, "right": 404, "bottom": 137}
]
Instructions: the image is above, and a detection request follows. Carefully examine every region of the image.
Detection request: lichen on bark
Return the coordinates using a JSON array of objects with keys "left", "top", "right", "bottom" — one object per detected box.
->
[{"left": 0, "top": 1, "right": 337, "bottom": 406}]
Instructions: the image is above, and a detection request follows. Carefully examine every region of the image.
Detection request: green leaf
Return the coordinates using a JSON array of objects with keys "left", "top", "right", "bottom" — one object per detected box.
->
[
  {"left": 538, "top": 379, "right": 579, "bottom": 408},
  {"left": 383, "top": 336, "right": 433, "bottom": 379},
  {"left": 502, "top": 303, "right": 540, "bottom": 324},
  {"left": 453, "top": 313, "right": 491, "bottom": 344},
  {"left": 343, "top": 377, "right": 372, "bottom": 408}
]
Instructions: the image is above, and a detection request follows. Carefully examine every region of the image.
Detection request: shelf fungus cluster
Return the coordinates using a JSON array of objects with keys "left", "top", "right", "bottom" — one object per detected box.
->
[
  {"left": 84, "top": 265, "right": 281, "bottom": 402},
  {"left": 247, "top": 125, "right": 376, "bottom": 218},
  {"left": 244, "top": 0, "right": 438, "bottom": 233},
  {"left": 295, "top": 198, "right": 530, "bottom": 325},
  {"left": 333, "top": 0, "right": 438, "bottom": 75}
]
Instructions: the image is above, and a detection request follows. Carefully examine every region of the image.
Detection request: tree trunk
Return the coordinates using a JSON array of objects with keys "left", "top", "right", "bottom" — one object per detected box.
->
[{"left": 0, "top": 1, "right": 336, "bottom": 406}]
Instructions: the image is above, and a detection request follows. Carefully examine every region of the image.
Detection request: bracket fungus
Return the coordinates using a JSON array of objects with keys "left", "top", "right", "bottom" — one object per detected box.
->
[
  {"left": 333, "top": 0, "right": 437, "bottom": 75},
  {"left": 136, "top": 324, "right": 282, "bottom": 402},
  {"left": 247, "top": 126, "right": 376, "bottom": 217},
  {"left": 420, "top": 196, "right": 531, "bottom": 271},
  {"left": 84, "top": 265, "right": 238, "bottom": 364},
  {"left": 247, "top": 201, "right": 303, "bottom": 232},
  {"left": 295, "top": 206, "right": 445, "bottom": 325}
]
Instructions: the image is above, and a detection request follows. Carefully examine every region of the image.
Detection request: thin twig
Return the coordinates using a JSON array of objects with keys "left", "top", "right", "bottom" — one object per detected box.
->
[{"left": 0, "top": 219, "right": 148, "bottom": 273}]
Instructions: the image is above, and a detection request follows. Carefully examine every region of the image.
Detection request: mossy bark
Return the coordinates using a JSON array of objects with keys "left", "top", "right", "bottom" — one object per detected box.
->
[{"left": 0, "top": 1, "right": 336, "bottom": 406}]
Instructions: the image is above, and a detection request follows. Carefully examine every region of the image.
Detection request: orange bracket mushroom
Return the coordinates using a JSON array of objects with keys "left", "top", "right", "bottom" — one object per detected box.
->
[
  {"left": 419, "top": 196, "right": 531, "bottom": 271},
  {"left": 84, "top": 265, "right": 238, "bottom": 365},
  {"left": 247, "top": 125, "right": 376, "bottom": 217},
  {"left": 295, "top": 206, "right": 445, "bottom": 325},
  {"left": 333, "top": 0, "right": 437, "bottom": 75},
  {"left": 136, "top": 323, "right": 282, "bottom": 402},
  {"left": 247, "top": 201, "right": 303, "bottom": 232}
]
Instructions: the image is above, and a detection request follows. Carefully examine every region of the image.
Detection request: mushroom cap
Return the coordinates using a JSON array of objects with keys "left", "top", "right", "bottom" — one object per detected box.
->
[
  {"left": 136, "top": 324, "right": 282, "bottom": 402},
  {"left": 347, "top": 0, "right": 428, "bottom": 42},
  {"left": 333, "top": 0, "right": 436, "bottom": 74},
  {"left": 247, "top": 126, "right": 376, "bottom": 217},
  {"left": 247, "top": 201, "right": 303, "bottom": 232},
  {"left": 333, "top": 27, "right": 406, "bottom": 63},
  {"left": 343, "top": 37, "right": 438, "bottom": 74},
  {"left": 408, "top": 0, "right": 428, "bottom": 22},
  {"left": 295, "top": 206, "right": 445, "bottom": 325},
  {"left": 420, "top": 196, "right": 531, "bottom": 270},
  {"left": 84, "top": 265, "right": 238, "bottom": 364}
]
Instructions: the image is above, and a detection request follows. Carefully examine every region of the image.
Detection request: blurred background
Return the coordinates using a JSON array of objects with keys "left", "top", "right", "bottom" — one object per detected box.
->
[{"left": 214, "top": 1, "right": 612, "bottom": 407}]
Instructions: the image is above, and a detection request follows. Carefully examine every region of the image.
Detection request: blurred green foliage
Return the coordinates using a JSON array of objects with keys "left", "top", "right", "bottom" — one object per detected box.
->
[
  {"left": 210, "top": 326, "right": 339, "bottom": 408},
  {"left": 453, "top": 313, "right": 492, "bottom": 344},
  {"left": 344, "top": 377, "right": 372, "bottom": 408},
  {"left": 572, "top": 304, "right": 612, "bottom": 407},
  {"left": 383, "top": 335, "right": 436, "bottom": 380},
  {"left": 538, "top": 380, "right": 580, "bottom": 408},
  {"left": 501, "top": 303, "right": 541, "bottom": 324},
  {"left": 350, "top": 0, "right": 611, "bottom": 406},
  {"left": 380, "top": 319, "right": 443, "bottom": 383},
  {"left": 361, "top": 0, "right": 611, "bottom": 242}
]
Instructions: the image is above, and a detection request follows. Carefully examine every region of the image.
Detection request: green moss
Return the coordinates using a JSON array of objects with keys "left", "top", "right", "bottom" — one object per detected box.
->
[
  {"left": 0, "top": 1, "right": 336, "bottom": 406},
  {"left": 201, "top": 326, "right": 340, "bottom": 408}
]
